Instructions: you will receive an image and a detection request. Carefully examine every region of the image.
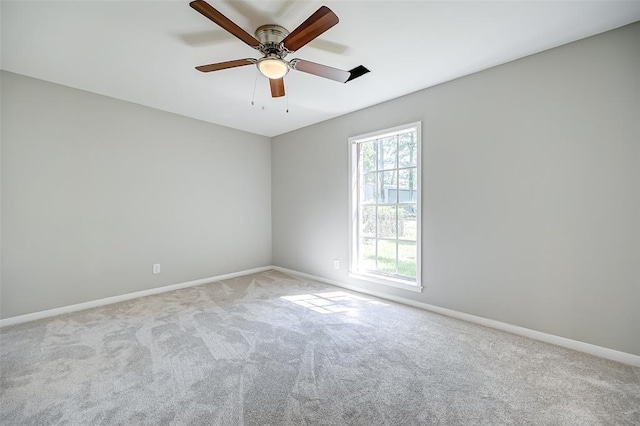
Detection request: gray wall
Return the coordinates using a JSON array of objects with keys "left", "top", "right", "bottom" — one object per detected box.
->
[
  {"left": 272, "top": 23, "right": 640, "bottom": 356},
  {"left": 1, "top": 71, "right": 272, "bottom": 318}
]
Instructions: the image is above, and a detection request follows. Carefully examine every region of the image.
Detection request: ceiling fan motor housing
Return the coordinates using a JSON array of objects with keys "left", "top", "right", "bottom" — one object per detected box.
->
[{"left": 255, "top": 25, "right": 290, "bottom": 56}]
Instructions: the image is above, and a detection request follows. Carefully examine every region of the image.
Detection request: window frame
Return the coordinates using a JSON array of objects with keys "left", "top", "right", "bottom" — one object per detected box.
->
[{"left": 348, "top": 121, "right": 423, "bottom": 293}]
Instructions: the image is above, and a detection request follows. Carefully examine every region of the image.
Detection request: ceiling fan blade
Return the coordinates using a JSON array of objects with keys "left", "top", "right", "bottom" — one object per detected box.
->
[
  {"left": 190, "top": 0, "right": 262, "bottom": 49},
  {"left": 269, "top": 78, "right": 285, "bottom": 98},
  {"left": 196, "top": 58, "right": 256, "bottom": 73},
  {"left": 282, "top": 6, "right": 339, "bottom": 52},
  {"left": 290, "top": 59, "right": 350, "bottom": 83}
]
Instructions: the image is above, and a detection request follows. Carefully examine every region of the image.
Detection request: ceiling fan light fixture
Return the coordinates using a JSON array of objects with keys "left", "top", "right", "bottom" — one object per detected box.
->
[{"left": 257, "top": 57, "right": 289, "bottom": 79}]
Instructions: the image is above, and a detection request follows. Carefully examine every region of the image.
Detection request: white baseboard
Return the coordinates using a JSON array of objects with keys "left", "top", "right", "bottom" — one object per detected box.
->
[
  {"left": 0, "top": 266, "right": 273, "bottom": 328},
  {"left": 272, "top": 266, "right": 640, "bottom": 368}
]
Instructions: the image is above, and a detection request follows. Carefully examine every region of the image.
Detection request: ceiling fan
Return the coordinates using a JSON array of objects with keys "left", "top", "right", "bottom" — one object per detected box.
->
[{"left": 189, "top": 0, "right": 370, "bottom": 98}]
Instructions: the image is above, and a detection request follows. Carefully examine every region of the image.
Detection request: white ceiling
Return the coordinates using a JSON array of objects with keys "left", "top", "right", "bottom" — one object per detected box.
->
[{"left": 2, "top": 1, "right": 639, "bottom": 137}]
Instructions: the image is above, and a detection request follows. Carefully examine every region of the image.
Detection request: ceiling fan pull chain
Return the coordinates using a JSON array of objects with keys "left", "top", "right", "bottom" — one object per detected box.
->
[
  {"left": 251, "top": 71, "right": 258, "bottom": 106},
  {"left": 286, "top": 90, "right": 289, "bottom": 114}
]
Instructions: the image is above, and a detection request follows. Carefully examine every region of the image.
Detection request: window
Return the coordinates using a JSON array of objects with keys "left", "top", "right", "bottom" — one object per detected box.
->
[{"left": 349, "top": 122, "right": 422, "bottom": 292}]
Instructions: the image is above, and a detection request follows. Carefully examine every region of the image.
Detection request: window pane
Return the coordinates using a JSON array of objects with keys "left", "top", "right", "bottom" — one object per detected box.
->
[
  {"left": 377, "top": 206, "right": 397, "bottom": 239},
  {"left": 398, "top": 132, "right": 416, "bottom": 168},
  {"left": 361, "top": 206, "right": 376, "bottom": 238},
  {"left": 398, "top": 241, "right": 417, "bottom": 278},
  {"left": 377, "top": 239, "right": 397, "bottom": 274},
  {"left": 351, "top": 123, "right": 420, "bottom": 286},
  {"left": 360, "top": 141, "right": 376, "bottom": 173},
  {"left": 359, "top": 238, "right": 376, "bottom": 270},
  {"left": 398, "top": 168, "right": 417, "bottom": 203},
  {"left": 379, "top": 137, "right": 397, "bottom": 170},
  {"left": 399, "top": 205, "right": 417, "bottom": 241},
  {"left": 362, "top": 172, "right": 376, "bottom": 203},
  {"left": 377, "top": 171, "right": 397, "bottom": 204}
]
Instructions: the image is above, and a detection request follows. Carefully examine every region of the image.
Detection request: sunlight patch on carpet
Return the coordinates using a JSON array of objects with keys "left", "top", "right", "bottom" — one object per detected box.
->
[{"left": 281, "top": 291, "right": 388, "bottom": 314}]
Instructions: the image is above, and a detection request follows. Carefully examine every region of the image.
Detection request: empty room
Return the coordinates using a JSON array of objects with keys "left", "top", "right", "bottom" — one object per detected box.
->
[{"left": 1, "top": 0, "right": 639, "bottom": 424}]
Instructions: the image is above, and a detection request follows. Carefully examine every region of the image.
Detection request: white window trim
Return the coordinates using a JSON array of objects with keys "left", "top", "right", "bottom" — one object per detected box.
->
[{"left": 348, "top": 121, "right": 423, "bottom": 293}]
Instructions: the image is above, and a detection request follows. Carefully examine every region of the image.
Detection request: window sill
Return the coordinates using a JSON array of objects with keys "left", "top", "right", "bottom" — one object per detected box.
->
[{"left": 349, "top": 271, "right": 423, "bottom": 293}]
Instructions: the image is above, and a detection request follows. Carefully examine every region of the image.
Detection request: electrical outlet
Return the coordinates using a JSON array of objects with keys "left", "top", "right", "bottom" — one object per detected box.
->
[
  {"left": 152, "top": 264, "right": 161, "bottom": 274},
  {"left": 333, "top": 259, "right": 340, "bottom": 269}
]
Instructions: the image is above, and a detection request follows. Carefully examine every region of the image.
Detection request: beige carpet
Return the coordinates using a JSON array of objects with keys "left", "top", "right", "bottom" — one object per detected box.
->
[{"left": 1, "top": 270, "right": 639, "bottom": 425}]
